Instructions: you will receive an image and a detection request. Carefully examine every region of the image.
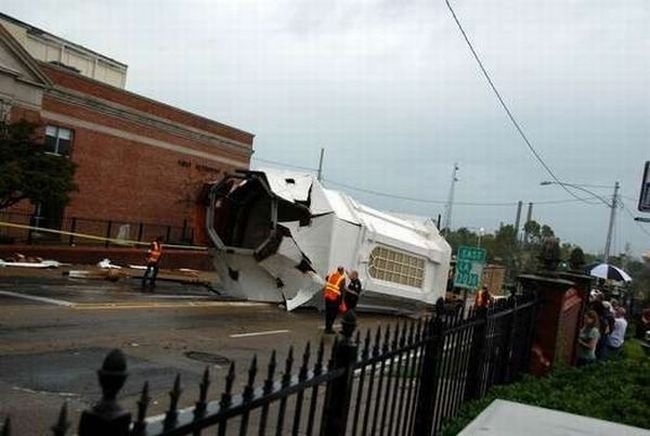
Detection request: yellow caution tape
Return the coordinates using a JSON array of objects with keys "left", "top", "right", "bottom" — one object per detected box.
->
[{"left": 0, "top": 221, "right": 208, "bottom": 251}]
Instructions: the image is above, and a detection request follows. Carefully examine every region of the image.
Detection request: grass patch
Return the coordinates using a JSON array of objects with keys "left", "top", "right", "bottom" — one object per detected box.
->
[
  {"left": 441, "top": 357, "right": 650, "bottom": 435},
  {"left": 623, "top": 339, "right": 648, "bottom": 361}
]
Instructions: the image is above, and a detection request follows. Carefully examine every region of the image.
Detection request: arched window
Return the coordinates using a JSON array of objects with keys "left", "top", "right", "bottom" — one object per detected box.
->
[{"left": 368, "top": 246, "right": 425, "bottom": 288}]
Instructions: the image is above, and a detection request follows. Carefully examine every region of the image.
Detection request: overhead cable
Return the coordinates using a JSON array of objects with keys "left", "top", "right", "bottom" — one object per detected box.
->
[
  {"left": 323, "top": 178, "right": 598, "bottom": 207},
  {"left": 621, "top": 201, "right": 650, "bottom": 238},
  {"left": 444, "top": 0, "right": 591, "bottom": 205}
]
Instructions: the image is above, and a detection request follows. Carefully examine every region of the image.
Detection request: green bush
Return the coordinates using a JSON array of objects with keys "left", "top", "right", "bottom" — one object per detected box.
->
[{"left": 441, "top": 358, "right": 650, "bottom": 435}]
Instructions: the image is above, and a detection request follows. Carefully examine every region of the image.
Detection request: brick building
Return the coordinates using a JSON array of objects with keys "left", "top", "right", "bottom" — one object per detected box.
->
[{"left": 0, "top": 15, "right": 253, "bottom": 244}]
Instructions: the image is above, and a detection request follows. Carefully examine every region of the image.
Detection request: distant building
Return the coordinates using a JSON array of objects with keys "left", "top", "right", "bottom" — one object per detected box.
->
[
  {"left": 0, "top": 12, "right": 128, "bottom": 88},
  {"left": 0, "top": 14, "right": 253, "bottom": 244}
]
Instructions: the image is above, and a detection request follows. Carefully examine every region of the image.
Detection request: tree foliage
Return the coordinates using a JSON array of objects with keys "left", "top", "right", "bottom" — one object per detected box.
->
[{"left": 0, "top": 121, "right": 77, "bottom": 210}]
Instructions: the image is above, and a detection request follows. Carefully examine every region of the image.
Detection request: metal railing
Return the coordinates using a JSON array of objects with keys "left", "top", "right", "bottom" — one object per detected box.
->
[
  {"left": 1, "top": 294, "right": 538, "bottom": 436},
  {"left": 0, "top": 212, "right": 194, "bottom": 247}
]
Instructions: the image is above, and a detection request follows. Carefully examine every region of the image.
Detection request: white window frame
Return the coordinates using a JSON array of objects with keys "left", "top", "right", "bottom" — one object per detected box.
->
[{"left": 368, "top": 245, "right": 425, "bottom": 289}]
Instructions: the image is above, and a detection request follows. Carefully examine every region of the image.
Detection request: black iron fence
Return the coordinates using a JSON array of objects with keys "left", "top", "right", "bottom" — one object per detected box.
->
[
  {"left": 1, "top": 294, "right": 538, "bottom": 436},
  {"left": 0, "top": 211, "right": 194, "bottom": 247}
]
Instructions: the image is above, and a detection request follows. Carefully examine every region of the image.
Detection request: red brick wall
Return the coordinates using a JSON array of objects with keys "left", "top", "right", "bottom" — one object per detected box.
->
[
  {"left": 40, "top": 63, "right": 254, "bottom": 145},
  {"left": 27, "top": 64, "right": 254, "bottom": 234}
]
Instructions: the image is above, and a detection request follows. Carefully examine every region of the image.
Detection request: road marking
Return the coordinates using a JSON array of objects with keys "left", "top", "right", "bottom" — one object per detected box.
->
[
  {"left": 72, "top": 301, "right": 270, "bottom": 310},
  {"left": 229, "top": 329, "right": 290, "bottom": 338},
  {"left": 0, "top": 291, "right": 74, "bottom": 307}
]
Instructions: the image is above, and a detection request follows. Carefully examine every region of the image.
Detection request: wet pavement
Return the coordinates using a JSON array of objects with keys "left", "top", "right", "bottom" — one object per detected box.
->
[{"left": 0, "top": 272, "right": 401, "bottom": 434}]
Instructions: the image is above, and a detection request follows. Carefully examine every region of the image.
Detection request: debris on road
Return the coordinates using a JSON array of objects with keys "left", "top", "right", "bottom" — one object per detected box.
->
[
  {"left": 96, "top": 258, "right": 122, "bottom": 269},
  {"left": 1, "top": 252, "right": 67, "bottom": 268}
]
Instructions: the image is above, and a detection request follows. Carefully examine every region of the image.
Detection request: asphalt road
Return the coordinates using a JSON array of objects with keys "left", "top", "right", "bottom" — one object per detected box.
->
[{"left": 0, "top": 272, "right": 401, "bottom": 435}]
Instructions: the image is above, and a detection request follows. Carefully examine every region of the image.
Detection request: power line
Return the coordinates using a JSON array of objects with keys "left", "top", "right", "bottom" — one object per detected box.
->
[
  {"left": 253, "top": 155, "right": 602, "bottom": 207},
  {"left": 323, "top": 177, "right": 599, "bottom": 207},
  {"left": 621, "top": 200, "right": 650, "bottom": 238},
  {"left": 444, "top": 0, "right": 591, "bottom": 206}
]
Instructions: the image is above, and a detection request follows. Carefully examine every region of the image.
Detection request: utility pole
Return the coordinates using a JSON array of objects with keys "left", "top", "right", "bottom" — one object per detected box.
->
[
  {"left": 442, "top": 163, "right": 459, "bottom": 233},
  {"left": 603, "top": 181, "right": 620, "bottom": 263},
  {"left": 523, "top": 202, "right": 533, "bottom": 244},
  {"left": 317, "top": 148, "right": 325, "bottom": 182},
  {"left": 514, "top": 200, "right": 523, "bottom": 240}
]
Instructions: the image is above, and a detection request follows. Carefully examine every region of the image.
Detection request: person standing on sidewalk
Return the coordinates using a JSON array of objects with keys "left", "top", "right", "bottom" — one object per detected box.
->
[
  {"left": 606, "top": 307, "right": 628, "bottom": 357},
  {"left": 142, "top": 236, "right": 163, "bottom": 291},
  {"left": 344, "top": 270, "right": 362, "bottom": 311},
  {"left": 323, "top": 266, "right": 346, "bottom": 334}
]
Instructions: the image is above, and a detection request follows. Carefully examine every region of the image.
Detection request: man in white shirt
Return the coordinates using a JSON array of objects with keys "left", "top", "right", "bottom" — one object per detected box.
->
[{"left": 606, "top": 307, "right": 628, "bottom": 355}]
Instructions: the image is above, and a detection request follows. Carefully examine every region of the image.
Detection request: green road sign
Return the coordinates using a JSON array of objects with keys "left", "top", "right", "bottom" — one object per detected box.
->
[{"left": 453, "top": 246, "right": 487, "bottom": 290}]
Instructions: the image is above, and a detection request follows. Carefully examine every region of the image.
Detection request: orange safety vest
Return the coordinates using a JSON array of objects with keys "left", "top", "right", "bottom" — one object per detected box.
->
[
  {"left": 147, "top": 241, "right": 163, "bottom": 264},
  {"left": 324, "top": 271, "right": 345, "bottom": 302},
  {"left": 474, "top": 289, "right": 489, "bottom": 308}
]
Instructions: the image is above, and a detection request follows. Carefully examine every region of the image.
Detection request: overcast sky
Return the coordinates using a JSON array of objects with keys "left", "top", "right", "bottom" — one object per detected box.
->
[{"left": 4, "top": 0, "right": 650, "bottom": 257}]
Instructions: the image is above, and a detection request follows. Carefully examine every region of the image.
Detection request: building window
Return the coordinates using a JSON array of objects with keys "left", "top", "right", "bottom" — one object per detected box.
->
[
  {"left": 368, "top": 246, "right": 425, "bottom": 288},
  {"left": 45, "top": 125, "right": 73, "bottom": 156}
]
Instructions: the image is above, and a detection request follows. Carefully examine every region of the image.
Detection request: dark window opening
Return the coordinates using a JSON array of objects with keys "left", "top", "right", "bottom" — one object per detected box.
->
[{"left": 45, "top": 125, "right": 73, "bottom": 156}]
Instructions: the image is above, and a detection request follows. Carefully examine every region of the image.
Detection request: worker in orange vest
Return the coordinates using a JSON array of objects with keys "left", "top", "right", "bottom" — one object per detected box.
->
[
  {"left": 324, "top": 266, "right": 346, "bottom": 334},
  {"left": 142, "top": 236, "right": 164, "bottom": 291},
  {"left": 474, "top": 285, "right": 493, "bottom": 309}
]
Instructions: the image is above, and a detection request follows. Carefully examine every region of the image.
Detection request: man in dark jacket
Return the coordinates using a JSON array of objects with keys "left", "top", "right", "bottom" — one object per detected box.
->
[{"left": 344, "top": 270, "right": 362, "bottom": 311}]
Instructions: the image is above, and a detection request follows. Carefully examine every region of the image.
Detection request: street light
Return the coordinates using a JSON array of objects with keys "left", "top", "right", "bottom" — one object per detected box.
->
[
  {"left": 540, "top": 180, "right": 620, "bottom": 263},
  {"left": 478, "top": 227, "right": 485, "bottom": 247}
]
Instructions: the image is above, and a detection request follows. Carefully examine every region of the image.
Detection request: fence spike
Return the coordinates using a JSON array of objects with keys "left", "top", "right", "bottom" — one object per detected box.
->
[
  {"left": 355, "top": 330, "right": 361, "bottom": 345},
  {"left": 2, "top": 416, "right": 10, "bottom": 436},
  {"left": 283, "top": 346, "right": 294, "bottom": 386},
  {"left": 132, "top": 381, "right": 150, "bottom": 434},
  {"left": 328, "top": 336, "right": 339, "bottom": 370},
  {"left": 372, "top": 325, "right": 382, "bottom": 357},
  {"left": 164, "top": 373, "right": 182, "bottom": 428},
  {"left": 264, "top": 349, "right": 277, "bottom": 394},
  {"left": 299, "top": 342, "right": 311, "bottom": 380},
  {"left": 51, "top": 401, "right": 69, "bottom": 436},
  {"left": 416, "top": 318, "right": 426, "bottom": 340},
  {"left": 314, "top": 339, "right": 325, "bottom": 375},
  {"left": 407, "top": 321, "right": 415, "bottom": 346},
  {"left": 243, "top": 355, "right": 258, "bottom": 401},
  {"left": 361, "top": 329, "right": 371, "bottom": 359},
  {"left": 399, "top": 320, "right": 407, "bottom": 347},
  {"left": 391, "top": 322, "right": 400, "bottom": 350},
  {"left": 382, "top": 325, "right": 391, "bottom": 353},
  {"left": 220, "top": 361, "right": 236, "bottom": 408},
  {"left": 195, "top": 366, "right": 210, "bottom": 417}
]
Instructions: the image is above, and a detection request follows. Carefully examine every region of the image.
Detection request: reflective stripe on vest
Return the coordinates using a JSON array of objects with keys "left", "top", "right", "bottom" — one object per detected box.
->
[
  {"left": 324, "top": 272, "right": 344, "bottom": 301},
  {"left": 148, "top": 241, "right": 162, "bottom": 263}
]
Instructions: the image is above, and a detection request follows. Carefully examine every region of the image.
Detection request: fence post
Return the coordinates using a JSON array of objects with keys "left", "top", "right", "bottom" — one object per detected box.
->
[
  {"left": 105, "top": 221, "right": 112, "bottom": 248},
  {"left": 321, "top": 310, "right": 358, "bottom": 436},
  {"left": 501, "top": 297, "right": 518, "bottom": 383},
  {"left": 69, "top": 218, "right": 77, "bottom": 246},
  {"left": 464, "top": 308, "right": 489, "bottom": 401},
  {"left": 137, "top": 223, "right": 144, "bottom": 242},
  {"left": 182, "top": 219, "right": 187, "bottom": 242},
  {"left": 2, "top": 416, "right": 10, "bottom": 436},
  {"left": 78, "top": 349, "right": 131, "bottom": 436},
  {"left": 166, "top": 225, "right": 172, "bottom": 243},
  {"left": 412, "top": 314, "right": 444, "bottom": 436}
]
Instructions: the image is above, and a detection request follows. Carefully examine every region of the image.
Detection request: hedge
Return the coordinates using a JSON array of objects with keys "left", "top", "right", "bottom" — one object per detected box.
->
[{"left": 441, "top": 356, "right": 650, "bottom": 435}]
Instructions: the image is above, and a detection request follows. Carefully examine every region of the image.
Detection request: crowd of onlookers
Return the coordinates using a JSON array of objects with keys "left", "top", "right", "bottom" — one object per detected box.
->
[{"left": 577, "top": 292, "right": 630, "bottom": 366}]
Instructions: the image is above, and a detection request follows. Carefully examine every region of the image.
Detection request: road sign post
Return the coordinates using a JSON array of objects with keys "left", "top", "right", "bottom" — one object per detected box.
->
[{"left": 454, "top": 246, "right": 487, "bottom": 290}]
